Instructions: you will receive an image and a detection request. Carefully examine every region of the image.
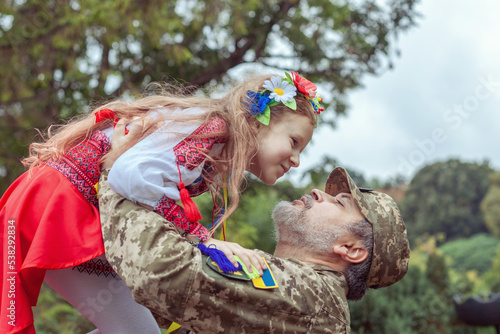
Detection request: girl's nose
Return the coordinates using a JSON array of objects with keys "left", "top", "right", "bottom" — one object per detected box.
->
[{"left": 290, "top": 152, "right": 300, "bottom": 167}]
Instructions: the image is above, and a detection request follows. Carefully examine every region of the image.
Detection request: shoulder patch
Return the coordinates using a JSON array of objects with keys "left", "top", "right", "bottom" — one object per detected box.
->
[
  {"left": 206, "top": 257, "right": 251, "bottom": 281},
  {"left": 252, "top": 258, "right": 279, "bottom": 289}
]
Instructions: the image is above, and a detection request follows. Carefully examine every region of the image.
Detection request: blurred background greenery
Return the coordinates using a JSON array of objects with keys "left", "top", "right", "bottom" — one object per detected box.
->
[{"left": 2, "top": 0, "right": 499, "bottom": 333}]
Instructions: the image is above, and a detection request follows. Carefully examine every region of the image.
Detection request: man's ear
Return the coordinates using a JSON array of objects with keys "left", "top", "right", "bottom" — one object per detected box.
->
[{"left": 332, "top": 242, "right": 369, "bottom": 264}]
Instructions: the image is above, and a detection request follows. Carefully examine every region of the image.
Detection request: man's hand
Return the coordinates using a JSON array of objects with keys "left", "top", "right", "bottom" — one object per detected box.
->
[
  {"left": 202, "top": 238, "right": 267, "bottom": 276},
  {"left": 102, "top": 117, "right": 146, "bottom": 169}
]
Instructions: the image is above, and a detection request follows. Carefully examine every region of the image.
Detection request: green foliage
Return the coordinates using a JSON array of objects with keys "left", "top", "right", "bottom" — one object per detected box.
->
[
  {"left": 439, "top": 233, "right": 500, "bottom": 275},
  {"left": 400, "top": 159, "right": 494, "bottom": 243},
  {"left": 350, "top": 248, "right": 495, "bottom": 334},
  {"left": 303, "top": 156, "right": 340, "bottom": 188},
  {"left": 481, "top": 172, "right": 500, "bottom": 237},
  {"left": 194, "top": 186, "right": 261, "bottom": 249},
  {"left": 34, "top": 284, "right": 94, "bottom": 333},
  {"left": 426, "top": 250, "right": 449, "bottom": 294},
  {"left": 482, "top": 247, "right": 500, "bottom": 293},
  {"left": 350, "top": 260, "right": 452, "bottom": 333},
  {"left": 0, "top": 0, "right": 421, "bottom": 194},
  {"left": 302, "top": 156, "right": 370, "bottom": 190}
]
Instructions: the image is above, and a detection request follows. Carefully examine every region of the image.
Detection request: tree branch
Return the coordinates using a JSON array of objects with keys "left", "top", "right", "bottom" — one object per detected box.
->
[{"left": 190, "top": 0, "right": 299, "bottom": 88}]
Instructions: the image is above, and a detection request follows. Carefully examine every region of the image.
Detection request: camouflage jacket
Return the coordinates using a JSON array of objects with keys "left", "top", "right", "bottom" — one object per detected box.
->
[{"left": 99, "top": 176, "right": 351, "bottom": 334}]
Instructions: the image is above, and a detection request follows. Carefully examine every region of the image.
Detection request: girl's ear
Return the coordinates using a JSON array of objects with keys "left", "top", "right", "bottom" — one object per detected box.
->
[{"left": 332, "top": 242, "right": 369, "bottom": 264}]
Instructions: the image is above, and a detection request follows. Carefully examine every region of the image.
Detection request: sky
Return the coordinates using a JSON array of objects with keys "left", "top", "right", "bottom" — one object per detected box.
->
[{"left": 290, "top": 0, "right": 500, "bottom": 184}]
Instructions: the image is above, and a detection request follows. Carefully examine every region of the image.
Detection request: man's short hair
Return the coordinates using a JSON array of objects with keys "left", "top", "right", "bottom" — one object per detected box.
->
[{"left": 343, "top": 219, "right": 373, "bottom": 300}]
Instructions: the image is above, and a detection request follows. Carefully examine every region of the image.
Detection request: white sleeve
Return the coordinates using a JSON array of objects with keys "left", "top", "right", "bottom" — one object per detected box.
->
[{"left": 107, "top": 108, "right": 206, "bottom": 207}]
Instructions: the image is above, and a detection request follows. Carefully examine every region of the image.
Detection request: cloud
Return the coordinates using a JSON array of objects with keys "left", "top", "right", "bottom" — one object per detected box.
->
[{"left": 293, "top": 0, "right": 500, "bottom": 183}]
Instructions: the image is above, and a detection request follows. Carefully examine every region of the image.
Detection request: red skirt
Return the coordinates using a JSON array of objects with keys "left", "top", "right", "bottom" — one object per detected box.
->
[{"left": 0, "top": 165, "right": 105, "bottom": 333}]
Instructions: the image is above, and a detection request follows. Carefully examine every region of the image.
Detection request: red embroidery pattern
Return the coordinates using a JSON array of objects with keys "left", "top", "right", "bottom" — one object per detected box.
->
[
  {"left": 174, "top": 118, "right": 227, "bottom": 171},
  {"left": 45, "top": 131, "right": 110, "bottom": 208},
  {"left": 154, "top": 195, "right": 211, "bottom": 242},
  {"left": 185, "top": 179, "right": 209, "bottom": 197},
  {"left": 73, "top": 257, "right": 118, "bottom": 278}
]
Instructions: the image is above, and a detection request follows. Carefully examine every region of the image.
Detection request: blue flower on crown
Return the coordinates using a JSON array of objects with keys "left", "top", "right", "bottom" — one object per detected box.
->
[{"left": 248, "top": 91, "right": 271, "bottom": 115}]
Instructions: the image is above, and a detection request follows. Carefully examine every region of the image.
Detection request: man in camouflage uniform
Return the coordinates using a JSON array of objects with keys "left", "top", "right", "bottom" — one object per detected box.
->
[{"left": 99, "top": 167, "right": 410, "bottom": 333}]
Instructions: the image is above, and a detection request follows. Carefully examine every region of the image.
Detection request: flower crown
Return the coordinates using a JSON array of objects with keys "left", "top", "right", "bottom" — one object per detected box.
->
[{"left": 247, "top": 72, "right": 324, "bottom": 125}]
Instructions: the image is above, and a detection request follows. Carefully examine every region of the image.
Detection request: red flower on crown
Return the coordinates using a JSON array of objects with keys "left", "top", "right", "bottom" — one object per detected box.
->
[{"left": 291, "top": 71, "right": 317, "bottom": 98}]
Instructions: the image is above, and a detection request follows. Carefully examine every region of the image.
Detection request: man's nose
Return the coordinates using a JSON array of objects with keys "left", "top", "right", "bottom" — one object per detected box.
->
[
  {"left": 311, "top": 189, "right": 327, "bottom": 202},
  {"left": 312, "top": 189, "right": 342, "bottom": 203}
]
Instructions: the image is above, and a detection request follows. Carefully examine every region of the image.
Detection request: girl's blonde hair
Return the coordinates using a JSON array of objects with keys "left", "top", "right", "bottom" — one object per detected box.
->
[{"left": 23, "top": 74, "right": 317, "bottom": 232}]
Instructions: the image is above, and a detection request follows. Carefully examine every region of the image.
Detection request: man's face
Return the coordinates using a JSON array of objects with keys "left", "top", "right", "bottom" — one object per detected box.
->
[{"left": 272, "top": 190, "right": 366, "bottom": 254}]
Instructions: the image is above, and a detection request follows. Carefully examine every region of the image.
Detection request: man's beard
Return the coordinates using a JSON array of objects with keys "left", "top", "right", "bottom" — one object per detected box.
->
[{"left": 272, "top": 196, "right": 339, "bottom": 255}]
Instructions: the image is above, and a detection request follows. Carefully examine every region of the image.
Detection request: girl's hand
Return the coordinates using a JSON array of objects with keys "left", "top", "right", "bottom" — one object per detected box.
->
[
  {"left": 102, "top": 117, "right": 145, "bottom": 169},
  {"left": 203, "top": 238, "right": 267, "bottom": 276}
]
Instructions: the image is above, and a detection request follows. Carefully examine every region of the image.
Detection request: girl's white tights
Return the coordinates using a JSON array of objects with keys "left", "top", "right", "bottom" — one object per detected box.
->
[{"left": 44, "top": 258, "right": 161, "bottom": 334}]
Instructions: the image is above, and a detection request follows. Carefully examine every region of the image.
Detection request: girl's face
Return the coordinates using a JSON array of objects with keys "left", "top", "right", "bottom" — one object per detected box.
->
[{"left": 248, "top": 112, "right": 314, "bottom": 185}]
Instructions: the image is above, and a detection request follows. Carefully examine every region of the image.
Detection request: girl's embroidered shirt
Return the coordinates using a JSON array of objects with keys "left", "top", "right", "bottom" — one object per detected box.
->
[{"left": 106, "top": 107, "right": 227, "bottom": 240}]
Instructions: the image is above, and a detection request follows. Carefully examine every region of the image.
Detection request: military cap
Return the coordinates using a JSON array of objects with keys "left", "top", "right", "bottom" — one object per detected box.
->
[{"left": 325, "top": 167, "right": 410, "bottom": 288}]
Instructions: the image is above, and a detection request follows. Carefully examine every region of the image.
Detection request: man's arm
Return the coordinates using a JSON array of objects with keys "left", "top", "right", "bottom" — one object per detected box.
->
[{"left": 99, "top": 173, "right": 197, "bottom": 328}]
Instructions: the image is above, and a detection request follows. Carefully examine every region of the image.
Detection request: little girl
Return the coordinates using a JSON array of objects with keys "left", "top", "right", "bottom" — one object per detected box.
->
[{"left": 0, "top": 71, "right": 323, "bottom": 333}]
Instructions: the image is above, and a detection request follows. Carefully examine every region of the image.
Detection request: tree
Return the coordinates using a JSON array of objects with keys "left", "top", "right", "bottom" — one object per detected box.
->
[
  {"left": 349, "top": 254, "right": 478, "bottom": 334},
  {"left": 439, "top": 234, "right": 500, "bottom": 276},
  {"left": 303, "top": 156, "right": 369, "bottom": 190},
  {"left": 349, "top": 239, "right": 496, "bottom": 334},
  {"left": 0, "top": 0, "right": 421, "bottom": 193},
  {"left": 480, "top": 172, "right": 500, "bottom": 238},
  {"left": 483, "top": 247, "right": 500, "bottom": 293},
  {"left": 400, "top": 159, "right": 494, "bottom": 243}
]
